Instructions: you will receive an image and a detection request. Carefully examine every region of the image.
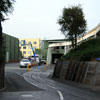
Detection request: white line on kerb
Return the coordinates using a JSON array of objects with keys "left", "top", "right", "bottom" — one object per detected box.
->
[{"left": 57, "top": 91, "right": 64, "bottom": 100}]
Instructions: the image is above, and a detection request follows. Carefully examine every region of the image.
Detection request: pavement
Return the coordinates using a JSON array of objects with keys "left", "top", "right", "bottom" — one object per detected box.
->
[
  {"left": 23, "top": 64, "right": 100, "bottom": 100},
  {"left": 39, "top": 64, "right": 100, "bottom": 93}
]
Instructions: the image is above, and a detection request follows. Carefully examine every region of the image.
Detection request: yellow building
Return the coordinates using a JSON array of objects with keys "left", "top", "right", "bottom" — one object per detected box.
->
[{"left": 19, "top": 39, "right": 40, "bottom": 58}]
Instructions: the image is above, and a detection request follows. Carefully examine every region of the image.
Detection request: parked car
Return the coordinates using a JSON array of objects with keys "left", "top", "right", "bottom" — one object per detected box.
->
[
  {"left": 54, "top": 59, "right": 58, "bottom": 64},
  {"left": 20, "top": 59, "right": 31, "bottom": 68},
  {"left": 41, "top": 58, "right": 46, "bottom": 64}
]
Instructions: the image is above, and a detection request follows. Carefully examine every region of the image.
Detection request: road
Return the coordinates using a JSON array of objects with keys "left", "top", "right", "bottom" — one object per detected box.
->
[{"left": 0, "top": 63, "right": 100, "bottom": 100}]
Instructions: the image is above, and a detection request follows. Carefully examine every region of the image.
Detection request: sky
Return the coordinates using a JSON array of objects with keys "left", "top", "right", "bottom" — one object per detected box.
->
[{"left": 2, "top": 0, "right": 100, "bottom": 40}]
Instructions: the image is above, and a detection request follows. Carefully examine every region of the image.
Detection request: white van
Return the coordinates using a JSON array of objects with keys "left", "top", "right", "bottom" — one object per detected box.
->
[{"left": 29, "top": 54, "right": 40, "bottom": 65}]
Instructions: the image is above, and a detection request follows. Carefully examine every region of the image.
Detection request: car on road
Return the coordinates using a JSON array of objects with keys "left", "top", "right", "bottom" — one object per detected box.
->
[
  {"left": 41, "top": 58, "right": 46, "bottom": 64},
  {"left": 20, "top": 59, "right": 31, "bottom": 68},
  {"left": 54, "top": 59, "right": 58, "bottom": 64}
]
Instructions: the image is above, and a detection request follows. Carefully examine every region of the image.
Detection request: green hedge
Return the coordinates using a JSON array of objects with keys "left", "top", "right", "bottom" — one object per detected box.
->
[{"left": 62, "top": 38, "right": 100, "bottom": 61}]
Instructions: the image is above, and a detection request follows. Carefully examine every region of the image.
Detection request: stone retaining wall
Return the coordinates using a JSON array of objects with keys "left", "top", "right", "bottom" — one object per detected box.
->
[{"left": 53, "top": 60, "right": 100, "bottom": 86}]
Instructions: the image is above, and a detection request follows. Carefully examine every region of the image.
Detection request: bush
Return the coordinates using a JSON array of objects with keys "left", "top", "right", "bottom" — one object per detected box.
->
[{"left": 62, "top": 38, "right": 100, "bottom": 61}]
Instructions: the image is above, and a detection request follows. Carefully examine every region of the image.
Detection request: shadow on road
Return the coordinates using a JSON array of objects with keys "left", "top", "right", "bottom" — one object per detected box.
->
[{"left": 1, "top": 72, "right": 43, "bottom": 92}]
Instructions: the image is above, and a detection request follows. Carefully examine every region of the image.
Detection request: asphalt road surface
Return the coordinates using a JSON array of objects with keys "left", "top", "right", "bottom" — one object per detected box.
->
[
  {"left": 5, "top": 72, "right": 42, "bottom": 92},
  {"left": 0, "top": 63, "right": 100, "bottom": 100}
]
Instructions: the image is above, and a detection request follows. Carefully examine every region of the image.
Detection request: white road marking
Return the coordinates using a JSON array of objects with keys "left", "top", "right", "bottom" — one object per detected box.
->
[
  {"left": 47, "top": 85, "right": 64, "bottom": 100},
  {"left": 47, "top": 85, "right": 56, "bottom": 89},
  {"left": 24, "top": 72, "right": 64, "bottom": 100},
  {"left": 21, "top": 94, "right": 33, "bottom": 98},
  {"left": 57, "top": 91, "right": 64, "bottom": 100}
]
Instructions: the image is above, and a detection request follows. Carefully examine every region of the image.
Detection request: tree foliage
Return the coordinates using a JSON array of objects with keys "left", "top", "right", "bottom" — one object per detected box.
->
[
  {"left": 58, "top": 5, "right": 87, "bottom": 49},
  {"left": 0, "top": 0, "right": 15, "bottom": 20}
]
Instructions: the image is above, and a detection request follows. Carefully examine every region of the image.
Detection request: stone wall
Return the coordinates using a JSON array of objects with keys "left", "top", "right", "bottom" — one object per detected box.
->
[{"left": 53, "top": 60, "right": 100, "bottom": 86}]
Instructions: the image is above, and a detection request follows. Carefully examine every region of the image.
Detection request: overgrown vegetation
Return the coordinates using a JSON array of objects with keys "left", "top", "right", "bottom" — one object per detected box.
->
[{"left": 62, "top": 38, "right": 100, "bottom": 61}]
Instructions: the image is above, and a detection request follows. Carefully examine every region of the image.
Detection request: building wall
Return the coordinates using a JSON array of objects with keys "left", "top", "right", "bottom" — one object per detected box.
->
[
  {"left": 36, "top": 39, "right": 67, "bottom": 64},
  {"left": 3, "top": 33, "right": 22, "bottom": 62},
  {"left": 47, "top": 23, "right": 100, "bottom": 64},
  {"left": 19, "top": 39, "right": 40, "bottom": 58}
]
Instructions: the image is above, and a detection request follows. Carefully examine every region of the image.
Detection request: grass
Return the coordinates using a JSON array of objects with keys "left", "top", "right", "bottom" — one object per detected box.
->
[{"left": 61, "top": 38, "right": 100, "bottom": 61}]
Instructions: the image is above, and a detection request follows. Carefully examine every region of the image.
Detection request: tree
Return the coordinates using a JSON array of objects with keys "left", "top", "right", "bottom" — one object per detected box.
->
[
  {"left": 58, "top": 5, "right": 87, "bottom": 49},
  {"left": 0, "top": 0, "right": 15, "bottom": 88}
]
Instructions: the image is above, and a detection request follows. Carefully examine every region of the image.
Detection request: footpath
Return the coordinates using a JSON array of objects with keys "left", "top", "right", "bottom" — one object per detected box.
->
[{"left": 37, "top": 64, "right": 100, "bottom": 93}]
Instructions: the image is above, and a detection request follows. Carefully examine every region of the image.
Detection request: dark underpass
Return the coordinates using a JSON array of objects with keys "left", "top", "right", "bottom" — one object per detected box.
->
[{"left": 52, "top": 53, "right": 63, "bottom": 64}]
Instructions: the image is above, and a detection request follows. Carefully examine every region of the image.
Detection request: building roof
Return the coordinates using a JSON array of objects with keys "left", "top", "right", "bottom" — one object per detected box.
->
[{"left": 43, "top": 39, "right": 68, "bottom": 43}]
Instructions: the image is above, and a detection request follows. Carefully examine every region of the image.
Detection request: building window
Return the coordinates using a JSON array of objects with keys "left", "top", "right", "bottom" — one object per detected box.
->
[
  {"left": 21, "top": 40, "right": 26, "bottom": 46},
  {"left": 54, "top": 46, "right": 59, "bottom": 50},
  {"left": 23, "top": 46, "right": 26, "bottom": 49},
  {"left": 23, "top": 51, "right": 26, "bottom": 54},
  {"left": 56, "top": 47, "right": 59, "bottom": 49},
  {"left": 33, "top": 46, "right": 36, "bottom": 49},
  {"left": 62, "top": 46, "right": 64, "bottom": 49},
  {"left": 19, "top": 41, "right": 21, "bottom": 45},
  {"left": 24, "top": 56, "right": 26, "bottom": 58},
  {"left": 69, "top": 45, "right": 71, "bottom": 48},
  {"left": 28, "top": 46, "right": 31, "bottom": 49},
  {"left": 19, "top": 47, "right": 21, "bottom": 49},
  {"left": 28, "top": 51, "right": 31, "bottom": 55},
  {"left": 28, "top": 41, "right": 31, "bottom": 45},
  {"left": 33, "top": 41, "right": 37, "bottom": 44}
]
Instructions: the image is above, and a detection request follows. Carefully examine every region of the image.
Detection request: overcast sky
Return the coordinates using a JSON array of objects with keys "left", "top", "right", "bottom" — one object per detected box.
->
[{"left": 2, "top": 0, "right": 100, "bottom": 40}]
